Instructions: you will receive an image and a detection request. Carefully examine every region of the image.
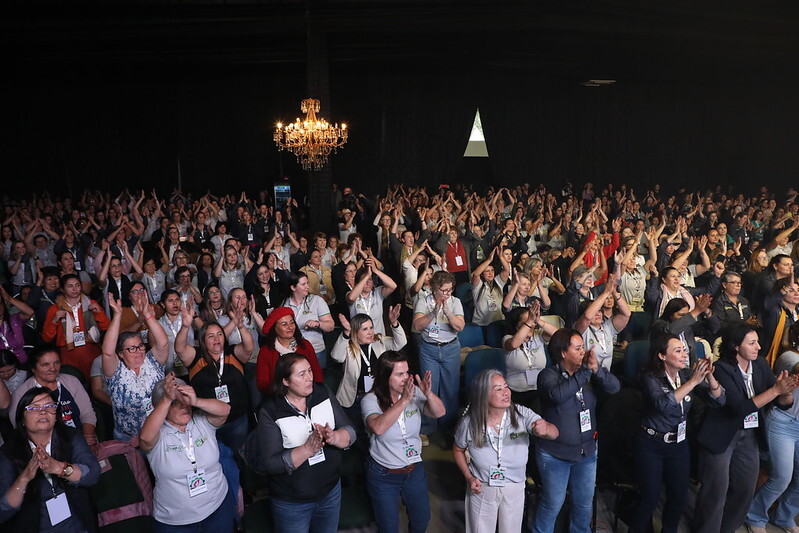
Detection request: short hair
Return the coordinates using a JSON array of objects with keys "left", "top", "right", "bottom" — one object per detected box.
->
[
  {"left": 430, "top": 270, "right": 456, "bottom": 292},
  {"left": 160, "top": 289, "right": 181, "bottom": 304},
  {"left": 59, "top": 273, "right": 80, "bottom": 288},
  {"left": 151, "top": 377, "right": 188, "bottom": 405},
  {"left": 719, "top": 323, "right": 759, "bottom": 363},
  {"left": 721, "top": 271, "right": 741, "bottom": 284},
  {"left": 548, "top": 328, "right": 582, "bottom": 363},
  {"left": 771, "top": 254, "right": 792, "bottom": 270},
  {"left": 116, "top": 331, "right": 144, "bottom": 355},
  {"left": 28, "top": 345, "right": 61, "bottom": 368}
]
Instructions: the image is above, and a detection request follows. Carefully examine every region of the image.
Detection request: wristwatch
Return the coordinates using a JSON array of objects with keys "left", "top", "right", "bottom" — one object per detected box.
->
[{"left": 60, "top": 463, "right": 74, "bottom": 478}]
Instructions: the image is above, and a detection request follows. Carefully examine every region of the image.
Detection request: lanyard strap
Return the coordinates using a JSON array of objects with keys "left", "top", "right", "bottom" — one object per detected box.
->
[
  {"left": 396, "top": 400, "right": 409, "bottom": 442},
  {"left": 360, "top": 345, "right": 373, "bottom": 375},
  {"left": 178, "top": 427, "right": 198, "bottom": 472},
  {"left": 665, "top": 372, "right": 685, "bottom": 416},
  {"left": 486, "top": 410, "right": 508, "bottom": 466},
  {"left": 519, "top": 337, "right": 540, "bottom": 369}
]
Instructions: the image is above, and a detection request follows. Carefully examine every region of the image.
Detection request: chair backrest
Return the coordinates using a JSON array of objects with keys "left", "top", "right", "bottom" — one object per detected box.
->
[
  {"left": 92, "top": 440, "right": 153, "bottom": 528},
  {"left": 458, "top": 323, "right": 485, "bottom": 348},
  {"left": 464, "top": 348, "right": 507, "bottom": 391},
  {"left": 623, "top": 340, "right": 651, "bottom": 382},
  {"left": 626, "top": 312, "right": 652, "bottom": 341},
  {"left": 455, "top": 283, "right": 474, "bottom": 323},
  {"left": 484, "top": 320, "right": 507, "bottom": 348}
]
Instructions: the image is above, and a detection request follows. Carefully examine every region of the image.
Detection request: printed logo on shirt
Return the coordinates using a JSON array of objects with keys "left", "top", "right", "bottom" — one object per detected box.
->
[
  {"left": 405, "top": 408, "right": 418, "bottom": 418},
  {"left": 166, "top": 445, "right": 184, "bottom": 452},
  {"left": 195, "top": 436, "right": 208, "bottom": 447}
]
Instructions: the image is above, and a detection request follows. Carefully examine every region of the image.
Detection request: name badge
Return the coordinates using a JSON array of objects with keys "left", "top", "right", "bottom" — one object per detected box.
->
[
  {"left": 145, "top": 400, "right": 154, "bottom": 417},
  {"left": 363, "top": 375, "right": 375, "bottom": 392},
  {"left": 247, "top": 233, "right": 254, "bottom": 241},
  {"left": 320, "top": 283, "right": 328, "bottom": 295},
  {"left": 74, "top": 261, "right": 81, "bottom": 270},
  {"left": 488, "top": 300, "right": 498, "bottom": 311},
  {"left": 214, "top": 385, "right": 230, "bottom": 403},
  {"left": 73, "top": 330, "right": 86, "bottom": 347},
  {"left": 428, "top": 324, "right": 440, "bottom": 338},
  {"left": 455, "top": 256, "right": 464, "bottom": 267},
  {"left": 308, "top": 448, "right": 326, "bottom": 466},
  {"left": 579, "top": 409, "right": 592, "bottom": 433},
  {"left": 186, "top": 469, "right": 208, "bottom": 497},
  {"left": 525, "top": 369, "right": 540, "bottom": 386},
  {"left": 46, "top": 492, "right": 71, "bottom": 525},
  {"left": 744, "top": 412, "right": 759, "bottom": 429},
  {"left": 488, "top": 466, "right": 507, "bottom": 487},
  {"left": 677, "top": 420, "right": 687, "bottom": 443},
  {"left": 403, "top": 443, "right": 422, "bottom": 464}
]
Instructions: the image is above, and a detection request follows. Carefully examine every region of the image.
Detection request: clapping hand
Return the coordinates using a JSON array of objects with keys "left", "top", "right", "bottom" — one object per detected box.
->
[{"left": 414, "top": 371, "right": 433, "bottom": 398}]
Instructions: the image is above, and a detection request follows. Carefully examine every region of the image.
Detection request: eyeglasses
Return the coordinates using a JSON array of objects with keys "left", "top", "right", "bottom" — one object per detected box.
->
[
  {"left": 437, "top": 287, "right": 453, "bottom": 294},
  {"left": 130, "top": 288, "right": 146, "bottom": 295},
  {"left": 25, "top": 403, "right": 58, "bottom": 414},
  {"left": 724, "top": 281, "right": 742, "bottom": 285},
  {"left": 123, "top": 344, "right": 147, "bottom": 354}
]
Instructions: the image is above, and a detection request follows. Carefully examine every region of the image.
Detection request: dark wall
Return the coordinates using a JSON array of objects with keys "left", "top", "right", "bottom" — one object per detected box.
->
[{"left": 3, "top": 64, "right": 798, "bottom": 199}]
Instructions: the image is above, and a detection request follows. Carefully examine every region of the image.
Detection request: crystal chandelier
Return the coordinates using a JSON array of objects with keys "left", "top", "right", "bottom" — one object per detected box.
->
[{"left": 274, "top": 98, "right": 348, "bottom": 171}]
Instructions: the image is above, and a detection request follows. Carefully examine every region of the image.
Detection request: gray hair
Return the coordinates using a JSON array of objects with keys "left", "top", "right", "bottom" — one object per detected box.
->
[
  {"left": 151, "top": 377, "right": 188, "bottom": 406},
  {"left": 463, "top": 369, "right": 520, "bottom": 448}
]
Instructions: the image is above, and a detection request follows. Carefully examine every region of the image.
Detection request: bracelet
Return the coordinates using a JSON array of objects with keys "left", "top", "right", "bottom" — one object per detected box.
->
[
  {"left": 525, "top": 322, "right": 535, "bottom": 329},
  {"left": 144, "top": 315, "right": 153, "bottom": 321},
  {"left": 14, "top": 485, "right": 26, "bottom": 492}
]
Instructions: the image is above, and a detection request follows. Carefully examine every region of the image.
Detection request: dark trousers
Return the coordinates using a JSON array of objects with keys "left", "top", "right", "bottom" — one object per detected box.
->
[{"left": 630, "top": 432, "right": 690, "bottom": 533}]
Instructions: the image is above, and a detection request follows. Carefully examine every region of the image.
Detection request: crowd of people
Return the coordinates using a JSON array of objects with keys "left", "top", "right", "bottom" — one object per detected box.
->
[{"left": 0, "top": 181, "right": 798, "bottom": 532}]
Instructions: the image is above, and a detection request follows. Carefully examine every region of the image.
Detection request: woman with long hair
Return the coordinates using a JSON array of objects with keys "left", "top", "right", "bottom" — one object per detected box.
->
[
  {"left": 0, "top": 387, "right": 101, "bottom": 532},
  {"left": 282, "top": 272, "right": 335, "bottom": 368},
  {"left": 470, "top": 249, "right": 506, "bottom": 327},
  {"left": 346, "top": 261, "right": 397, "bottom": 336},
  {"left": 630, "top": 334, "right": 723, "bottom": 533},
  {"left": 256, "top": 353, "right": 354, "bottom": 533},
  {"left": 693, "top": 324, "right": 799, "bottom": 533},
  {"left": 0, "top": 285, "right": 34, "bottom": 365},
  {"left": 214, "top": 245, "right": 251, "bottom": 299},
  {"left": 330, "top": 310, "right": 406, "bottom": 424},
  {"left": 453, "top": 369, "right": 558, "bottom": 533},
  {"left": 362, "top": 351, "right": 445, "bottom": 533},
  {"left": 174, "top": 303, "right": 253, "bottom": 451}
]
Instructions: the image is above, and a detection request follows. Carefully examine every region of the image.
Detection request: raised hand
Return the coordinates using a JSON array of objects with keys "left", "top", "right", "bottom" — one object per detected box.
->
[
  {"left": 338, "top": 313, "right": 351, "bottom": 335},
  {"left": 388, "top": 303, "right": 401, "bottom": 326},
  {"left": 415, "top": 370, "right": 433, "bottom": 397}
]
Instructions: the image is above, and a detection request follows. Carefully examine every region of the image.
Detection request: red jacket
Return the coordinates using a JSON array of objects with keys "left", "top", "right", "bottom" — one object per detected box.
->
[{"left": 256, "top": 338, "right": 324, "bottom": 393}]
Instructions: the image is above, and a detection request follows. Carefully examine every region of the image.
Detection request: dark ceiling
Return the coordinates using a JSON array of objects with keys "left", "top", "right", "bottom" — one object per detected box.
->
[{"left": 4, "top": 0, "right": 799, "bottom": 83}]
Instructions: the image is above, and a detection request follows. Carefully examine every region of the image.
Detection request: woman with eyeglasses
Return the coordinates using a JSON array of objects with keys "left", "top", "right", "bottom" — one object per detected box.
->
[
  {"left": 0, "top": 387, "right": 101, "bottom": 532},
  {"left": 101, "top": 297, "right": 170, "bottom": 442},
  {"left": 413, "top": 270, "right": 465, "bottom": 439},
  {"left": 9, "top": 346, "right": 99, "bottom": 446},
  {"left": 42, "top": 273, "right": 111, "bottom": 381}
]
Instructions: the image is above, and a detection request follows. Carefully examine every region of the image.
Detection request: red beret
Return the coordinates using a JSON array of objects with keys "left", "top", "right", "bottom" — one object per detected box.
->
[{"left": 262, "top": 307, "right": 295, "bottom": 335}]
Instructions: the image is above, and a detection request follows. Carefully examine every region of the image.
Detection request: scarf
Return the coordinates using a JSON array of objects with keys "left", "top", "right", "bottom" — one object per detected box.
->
[{"left": 56, "top": 295, "right": 99, "bottom": 350}]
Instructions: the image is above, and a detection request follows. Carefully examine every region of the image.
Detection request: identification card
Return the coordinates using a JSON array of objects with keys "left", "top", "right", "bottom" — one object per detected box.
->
[
  {"left": 145, "top": 400, "right": 154, "bottom": 417},
  {"left": 403, "top": 443, "right": 422, "bottom": 464},
  {"left": 677, "top": 420, "right": 687, "bottom": 443},
  {"left": 214, "top": 384, "right": 230, "bottom": 403},
  {"left": 488, "top": 466, "right": 507, "bottom": 487},
  {"left": 308, "top": 448, "right": 326, "bottom": 466},
  {"left": 247, "top": 233, "right": 254, "bottom": 241},
  {"left": 744, "top": 412, "right": 759, "bottom": 429},
  {"left": 73, "top": 330, "right": 86, "bottom": 347},
  {"left": 525, "top": 369, "right": 540, "bottom": 386},
  {"left": 428, "top": 324, "right": 440, "bottom": 338},
  {"left": 186, "top": 468, "right": 208, "bottom": 497},
  {"left": 46, "top": 492, "right": 71, "bottom": 525},
  {"left": 488, "top": 300, "right": 498, "bottom": 311},
  {"left": 455, "top": 256, "right": 464, "bottom": 267},
  {"left": 74, "top": 261, "right": 81, "bottom": 270},
  {"left": 363, "top": 375, "right": 375, "bottom": 392},
  {"left": 579, "top": 409, "right": 592, "bottom": 433},
  {"left": 320, "top": 283, "right": 327, "bottom": 295}
]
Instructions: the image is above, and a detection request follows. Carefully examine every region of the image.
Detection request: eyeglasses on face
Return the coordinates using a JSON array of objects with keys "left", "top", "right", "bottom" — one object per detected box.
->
[
  {"left": 129, "top": 288, "right": 147, "bottom": 295},
  {"left": 124, "top": 344, "right": 147, "bottom": 354},
  {"left": 25, "top": 403, "right": 58, "bottom": 413},
  {"left": 437, "top": 287, "right": 453, "bottom": 294}
]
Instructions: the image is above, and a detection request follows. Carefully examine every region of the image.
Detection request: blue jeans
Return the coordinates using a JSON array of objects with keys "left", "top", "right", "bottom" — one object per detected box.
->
[
  {"left": 153, "top": 488, "right": 235, "bottom": 533},
  {"left": 366, "top": 457, "right": 431, "bottom": 533},
  {"left": 533, "top": 448, "right": 597, "bottom": 533},
  {"left": 631, "top": 433, "right": 690, "bottom": 533},
  {"left": 316, "top": 348, "right": 328, "bottom": 370},
  {"left": 271, "top": 480, "right": 341, "bottom": 533},
  {"left": 418, "top": 339, "right": 461, "bottom": 434},
  {"left": 747, "top": 408, "right": 799, "bottom": 529}
]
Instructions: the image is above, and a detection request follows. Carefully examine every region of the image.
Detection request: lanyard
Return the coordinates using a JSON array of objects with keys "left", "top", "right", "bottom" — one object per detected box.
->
[
  {"left": 70, "top": 302, "right": 81, "bottom": 329},
  {"left": 0, "top": 323, "right": 8, "bottom": 348},
  {"left": 360, "top": 345, "right": 373, "bottom": 375},
  {"left": 588, "top": 324, "right": 611, "bottom": 360},
  {"left": 28, "top": 440, "right": 58, "bottom": 495},
  {"left": 214, "top": 356, "right": 225, "bottom": 386},
  {"left": 519, "top": 336, "right": 540, "bottom": 369},
  {"left": 358, "top": 293, "right": 374, "bottom": 313},
  {"left": 177, "top": 426, "right": 198, "bottom": 473},
  {"left": 486, "top": 411, "right": 508, "bottom": 467},
  {"left": 665, "top": 371, "right": 685, "bottom": 416},
  {"left": 396, "top": 399, "right": 409, "bottom": 442},
  {"left": 166, "top": 316, "right": 181, "bottom": 338},
  {"left": 739, "top": 363, "right": 755, "bottom": 398},
  {"left": 448, "top": 241, "right": 460, "bottom": 255}
]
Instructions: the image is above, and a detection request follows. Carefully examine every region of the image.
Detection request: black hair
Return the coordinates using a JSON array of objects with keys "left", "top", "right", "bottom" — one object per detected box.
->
[{"left": 548, "top": 328, "right": 582, "bottom": 364}]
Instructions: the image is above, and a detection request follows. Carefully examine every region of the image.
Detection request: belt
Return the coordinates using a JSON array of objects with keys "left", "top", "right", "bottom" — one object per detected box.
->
[
  {"left": 422, "top": 337, "right": 457, "bottom": 346},
  {"left": 386, "top": 464, "right": 417, "bottom": 474},
  {"left": 642, "top": 426, "right": 678, "bottom": 443}
]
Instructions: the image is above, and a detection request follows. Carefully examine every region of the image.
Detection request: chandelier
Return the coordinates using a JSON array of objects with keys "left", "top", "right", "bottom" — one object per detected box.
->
[{"left": 274, "top": 98, "right": 348, "bottom": 171}]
